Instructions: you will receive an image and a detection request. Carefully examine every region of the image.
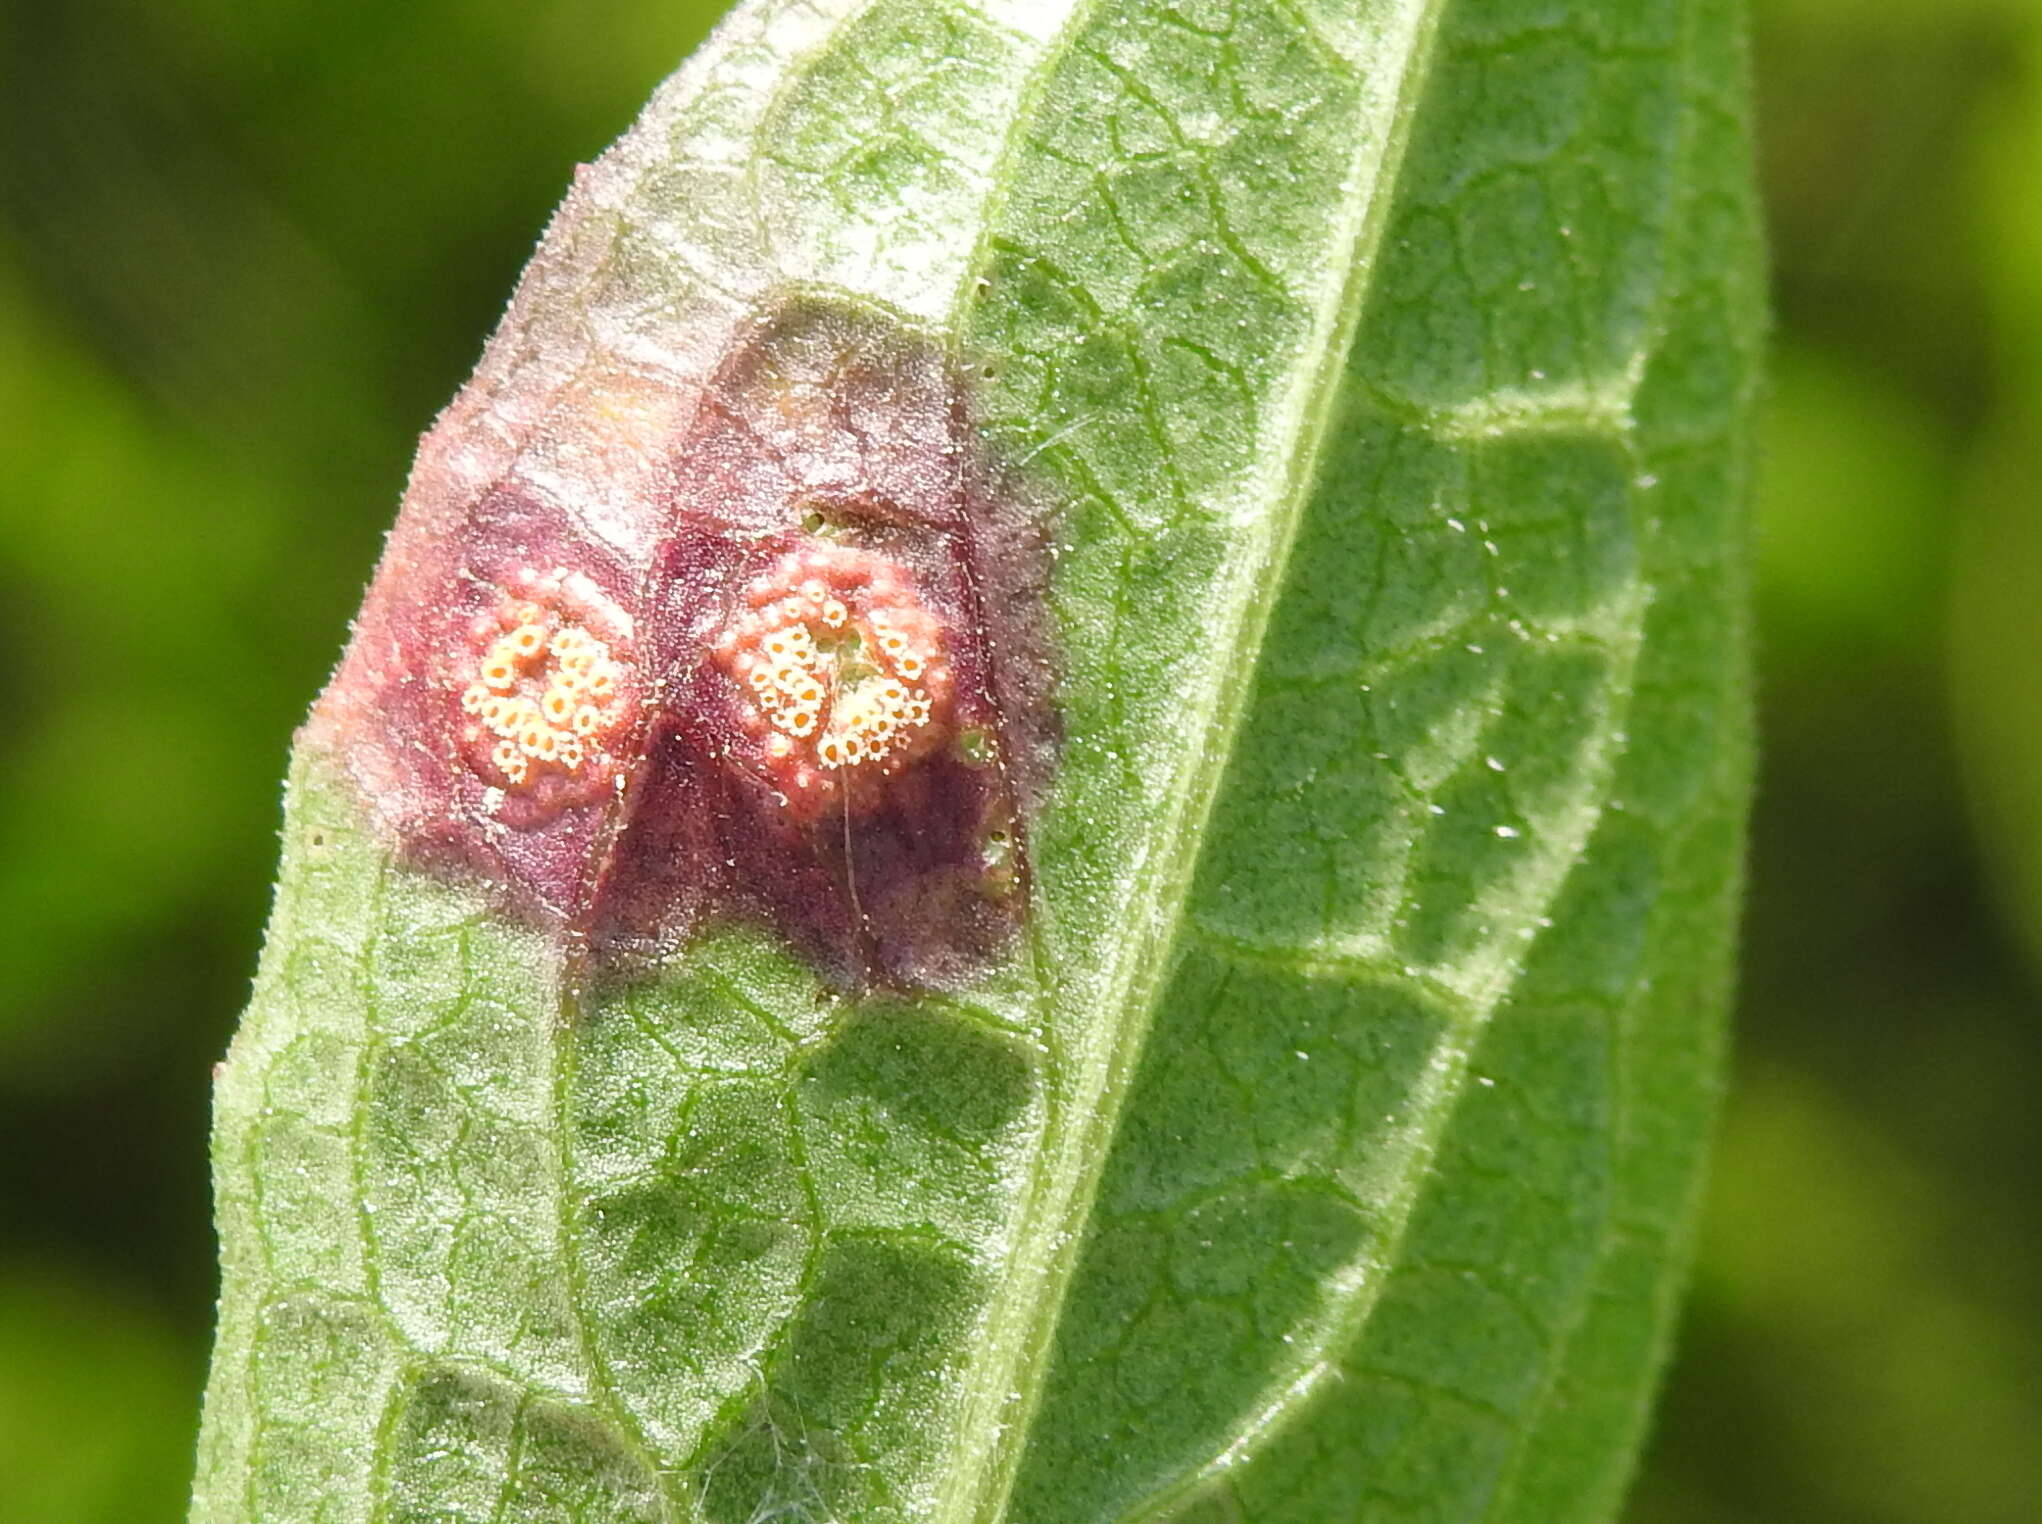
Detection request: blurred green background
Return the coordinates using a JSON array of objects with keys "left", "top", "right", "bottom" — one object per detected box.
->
[{"left": 1, "top": 1, "right": 2037, "bottom": 1519}]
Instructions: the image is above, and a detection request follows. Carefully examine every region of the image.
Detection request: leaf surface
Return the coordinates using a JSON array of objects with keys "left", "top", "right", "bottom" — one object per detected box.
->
[{"left": 193, "top": 1, "right": 1762, "bottom": 1521}]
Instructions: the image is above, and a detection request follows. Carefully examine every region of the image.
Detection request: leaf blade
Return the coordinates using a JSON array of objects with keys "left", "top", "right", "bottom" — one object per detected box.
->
[{"left": 193, "top": 1, "right": 1760, "bottom": 1520}]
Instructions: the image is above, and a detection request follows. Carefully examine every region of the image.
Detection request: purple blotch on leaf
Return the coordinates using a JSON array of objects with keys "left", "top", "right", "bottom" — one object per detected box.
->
[{"left": 313, "top": 295, "right": 1055, "bottom": 990}]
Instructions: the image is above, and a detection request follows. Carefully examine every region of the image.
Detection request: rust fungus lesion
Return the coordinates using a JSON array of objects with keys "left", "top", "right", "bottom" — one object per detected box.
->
[
  {"left": 316, "top": 292, "right": 1055, "bottom": 991},
  {"left": 456, "top": 567, "right": 636, "bottom": 810},
  {"left": 708, "top": 543, "right": 952, "bottom": 819},
  {"left": 585, "top": 297, "right": 1056, "bottom": 992}
]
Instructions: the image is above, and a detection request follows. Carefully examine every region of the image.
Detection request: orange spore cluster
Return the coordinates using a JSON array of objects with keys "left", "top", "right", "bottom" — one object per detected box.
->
[
  {"left": 456, "top": 567, "right": 634, "bottom": 797},
  {"left": 710, "top": 544, "right": 953, "bottom": 814}
]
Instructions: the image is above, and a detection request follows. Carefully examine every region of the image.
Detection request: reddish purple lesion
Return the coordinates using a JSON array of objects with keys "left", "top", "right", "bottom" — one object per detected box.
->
[
  {"left": 599, "top": 506, "right": 1036, "bottom": 989},
  {"left": 313, "top": 295, "right": 1054, "bottom": 990}
]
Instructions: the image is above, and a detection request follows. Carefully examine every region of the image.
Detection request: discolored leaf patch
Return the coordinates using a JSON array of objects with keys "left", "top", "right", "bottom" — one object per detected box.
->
[
  {"left": 314, "top": 295, "right": 1055, "bottom": 990},
  {"left": 597, "top": 299, "right": 1057, "bottom": 989}
]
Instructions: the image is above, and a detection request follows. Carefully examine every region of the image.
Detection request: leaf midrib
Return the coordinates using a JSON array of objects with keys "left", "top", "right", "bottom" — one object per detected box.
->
[{"left": 929, "top": 2, "right": 1458, "bottom": 1519}]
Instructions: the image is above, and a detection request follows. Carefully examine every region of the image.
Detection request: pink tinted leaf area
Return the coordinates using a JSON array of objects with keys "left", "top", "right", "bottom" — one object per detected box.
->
[
  {"left": 311, "top": 295, "right": 1054, "bottom": 992},
  {"left": 312, "top": 478, "right": 649, "bottom": 919}
]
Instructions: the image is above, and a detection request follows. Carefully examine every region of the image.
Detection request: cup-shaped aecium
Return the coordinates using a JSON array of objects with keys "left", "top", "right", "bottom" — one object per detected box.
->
[
  {"left": 456, "top": 567, "right": 637, "bottom": 811},
  {"left": 707, "top": 544, "right": 953, "bottom": 821}
]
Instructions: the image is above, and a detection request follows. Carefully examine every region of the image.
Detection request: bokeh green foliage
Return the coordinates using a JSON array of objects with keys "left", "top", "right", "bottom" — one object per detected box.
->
[
  {"left": 0, "top": 1, "right": 2036, "bottom": 1521},
  {"left": 1631, "top": 2, "right": 2042, "bottom": 1522}
]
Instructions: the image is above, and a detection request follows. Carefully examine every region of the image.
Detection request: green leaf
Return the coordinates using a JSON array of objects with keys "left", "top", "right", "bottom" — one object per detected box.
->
[{"left": 193, "top": 1, "right": 1761, "bottom": 1521}]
